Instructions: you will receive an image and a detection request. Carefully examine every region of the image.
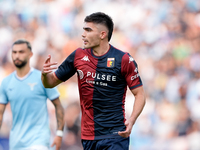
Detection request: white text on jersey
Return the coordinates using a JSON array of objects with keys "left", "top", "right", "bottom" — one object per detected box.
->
[{"left": 87, "top": 72, "right": 116, "bottom": 81}]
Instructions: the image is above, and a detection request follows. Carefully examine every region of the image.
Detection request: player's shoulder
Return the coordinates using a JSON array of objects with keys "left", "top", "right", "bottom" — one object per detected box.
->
[
  {"left": 1, "top": 71, "right": 15, "bottom": 85},
  {"left": 111, "top": 45, "right": 127, "bottom": 56},
  {"left": 110, "top": 45, "right": 129, "bottom": 62},
  {"left": 111, "top": 45, "right": 135, "bottom": 64},
  {"left": 76, "top": 47, "right": 84, "bottom": 52},
  {"left": 32, "top": 68, "right": 41, "bottom": 73},
  {"left": 29, "top": 68, "right": 42, "bottom": 76},
  {"left": 29, "top": 68, "right": 45, "bottom": 85},
  {"left": 67, "top": 47, "right": 87, "bottom": 57},
  {"left": 74, "top": 47, "right": 91, "bottom": 58},
  {"left": 29, "top": 68, "right": 44, "bottom": 80},
  {"left": 76, "top": 47, "right": 90, "bottom": 54},
  {"left": 2, "top": 71, "right": 15, "bottom": 81}
]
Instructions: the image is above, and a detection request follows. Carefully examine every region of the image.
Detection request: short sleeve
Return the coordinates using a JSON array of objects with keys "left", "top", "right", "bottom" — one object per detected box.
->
[
  {"left": 121, "top": 53, "right": 143, "bottom": 90},
  {"left": 0, "top": 80, "right": 8, "bottom": 104},
  {"left": 55, "top": 50, "right": 76, "bottom": 81},
  {"left": 45, "top": 87, "right": 60, "bottom": 101}
]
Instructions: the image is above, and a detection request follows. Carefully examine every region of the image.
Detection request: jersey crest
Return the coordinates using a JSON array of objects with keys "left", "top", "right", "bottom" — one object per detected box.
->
[
  {"left": 28, "top": 83, "right": 37, "bottom": 91},
  {"left": 107, "top": 58, "right": 115, "bottom": 67}
]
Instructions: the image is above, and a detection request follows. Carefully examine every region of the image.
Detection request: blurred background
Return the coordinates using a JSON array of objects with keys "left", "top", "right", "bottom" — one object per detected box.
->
[{"left": 0, "top": 0, "right": 200, "bottom": 149}]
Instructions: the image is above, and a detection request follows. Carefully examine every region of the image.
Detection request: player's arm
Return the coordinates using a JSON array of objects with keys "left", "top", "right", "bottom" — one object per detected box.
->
[
  {"left": 129, "top": 86, "right": 146, "bottom": 125},
  {"left": 41, "top": 55, "right": 62, "bottom": 88},
  {"left": 51, "top": 97, "right": 64, "bottom": 150},
  {"left": 0, "top": 104, "right": 6, "bottom": 129},
  {"left": 118, "top": 86, "right": 146, "bottom": 138},
  {"left": 52, "top": 98, "right": 64, "bottom": 131}
]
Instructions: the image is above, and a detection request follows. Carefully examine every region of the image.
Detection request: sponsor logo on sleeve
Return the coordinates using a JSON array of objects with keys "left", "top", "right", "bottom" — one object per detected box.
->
[
  {"left": 131, "top": 73, "right": 140, "bottom": 80},
  {"left": 129, "top": 56, "right": 134, "bottom": 63},
  {"left": 131, "top": 67, "right": 139, "bottom": 80},
  {"left": 134, "top": 68, "right": 138, "bottom": 73}
]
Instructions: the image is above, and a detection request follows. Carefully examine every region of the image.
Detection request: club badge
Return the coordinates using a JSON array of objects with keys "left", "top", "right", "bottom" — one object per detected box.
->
[{"left": 107, "top": 58, "right": 115, "bottom": 67}]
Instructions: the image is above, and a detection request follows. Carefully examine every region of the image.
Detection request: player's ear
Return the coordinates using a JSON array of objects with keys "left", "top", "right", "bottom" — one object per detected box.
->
[
  {"left": 29, "top": 51, "right": 33, "bottom": 58},
  {"left": 100, "top": 31, "right": 107, "bottom": 40}
]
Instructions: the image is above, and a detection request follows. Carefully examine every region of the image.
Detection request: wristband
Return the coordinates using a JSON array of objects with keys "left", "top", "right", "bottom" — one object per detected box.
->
[{"left": 56, "top": 130, "right": 63, "bottom": 137}]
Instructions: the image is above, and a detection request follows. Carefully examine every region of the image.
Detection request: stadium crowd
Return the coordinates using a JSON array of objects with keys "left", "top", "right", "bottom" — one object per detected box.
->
[{"left": 0, "top": 0, "right": 200, "bottom": 149}]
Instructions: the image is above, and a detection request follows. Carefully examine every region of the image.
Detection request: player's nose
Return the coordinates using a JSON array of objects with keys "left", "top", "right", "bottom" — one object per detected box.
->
[{"left": 82, "top": 30, "right": 86, "bottom": 38}]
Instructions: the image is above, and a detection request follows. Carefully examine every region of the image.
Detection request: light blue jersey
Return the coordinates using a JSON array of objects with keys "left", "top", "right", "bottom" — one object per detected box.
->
[{"left": 0, "top": 68, "right": 60, "bottom": 150}]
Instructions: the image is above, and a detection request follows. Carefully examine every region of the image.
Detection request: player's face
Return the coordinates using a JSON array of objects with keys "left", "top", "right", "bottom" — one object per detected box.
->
[
  {"left": 82, "top": 22, "right": 102, "bottom": 49},
  {"left": 12, "top": 43, "right": 32, "bottom": 68}
]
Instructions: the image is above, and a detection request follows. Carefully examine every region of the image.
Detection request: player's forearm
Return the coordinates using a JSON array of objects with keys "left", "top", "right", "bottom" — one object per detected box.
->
[
  {"left": 0, "top": 118, "right": 3, "bottom": 129},
  {"left": 0, "top": 113, "right": 4, "bottom": 129},
  {"left": 41, "top": 73, "right": 57, "bottom": 88},
  {"left": 0, "top": 104, "right": 6, "bottom": 129},
  {"left": 55, "top": 104, "right": 65, "bottom": 131},
  {"left": 130, "top": 90, "right": 146, "bottom": 125}
]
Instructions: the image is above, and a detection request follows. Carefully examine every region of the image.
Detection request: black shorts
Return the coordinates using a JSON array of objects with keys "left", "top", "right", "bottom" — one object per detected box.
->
[{"left": 82, "top": 137, "right": 130, "bottom": 150}]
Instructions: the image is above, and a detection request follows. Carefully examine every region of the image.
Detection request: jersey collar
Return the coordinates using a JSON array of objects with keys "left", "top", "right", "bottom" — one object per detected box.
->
[{"left": 15, "top": 68, "right": 34, "bottom": 80}]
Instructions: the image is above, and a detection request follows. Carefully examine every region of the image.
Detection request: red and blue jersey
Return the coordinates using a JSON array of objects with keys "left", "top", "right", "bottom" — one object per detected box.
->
[{"left": 55, "top": 45, "right": 142, "bottom": 140}]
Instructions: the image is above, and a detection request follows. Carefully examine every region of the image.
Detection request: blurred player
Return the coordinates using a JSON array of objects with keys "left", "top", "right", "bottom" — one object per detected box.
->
[
  {"left": 41, "top": 12, "right": 146, "bottom": 150},
  {"left": 0, "top": 39, "right": 64, "bottom": 150}
]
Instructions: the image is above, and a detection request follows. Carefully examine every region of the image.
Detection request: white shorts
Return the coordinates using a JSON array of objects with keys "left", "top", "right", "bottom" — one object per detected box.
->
[{"left": 26, "top": 145, "right": 49, "bottom": 150}]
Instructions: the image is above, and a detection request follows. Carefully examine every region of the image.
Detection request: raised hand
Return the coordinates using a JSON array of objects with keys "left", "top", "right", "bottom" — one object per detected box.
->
[{"left": 42, "top": 55, "right": 58, "bottom": 75}]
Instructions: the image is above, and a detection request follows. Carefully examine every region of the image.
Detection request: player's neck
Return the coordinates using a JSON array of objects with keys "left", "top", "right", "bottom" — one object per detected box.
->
[
  {"left": 93, "top": 42, "right": 110, "bottom": 56},
  {"left": 16, "top": 64, "right": 31, "bottom": 78}
]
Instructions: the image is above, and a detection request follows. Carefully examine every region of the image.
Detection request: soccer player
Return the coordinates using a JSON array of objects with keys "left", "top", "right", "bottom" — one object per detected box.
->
[
  {"left": 42, "top": 12, "right": 146, "bottom": 150},
  {"left": 0, "top": 39, "right": 64, "bottom": 150}
]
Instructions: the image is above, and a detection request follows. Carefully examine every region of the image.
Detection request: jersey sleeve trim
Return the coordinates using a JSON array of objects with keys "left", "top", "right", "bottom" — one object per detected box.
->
[
  {"left": 129, "top": 83, "right": 143, "bottom": 90},
  {"left": 49, "top": 96, "right": 60, "bottom": 101},
  {"left": 0, "top": 102, "right": 8, "bottom": 104},
  {"left": 54, "top": 72, "right": 64, "bottom": 82}
]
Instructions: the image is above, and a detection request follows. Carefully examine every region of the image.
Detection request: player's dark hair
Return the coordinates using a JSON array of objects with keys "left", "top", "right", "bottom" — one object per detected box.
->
[
  {"left": 12, "top": 39, "right": 32, "bottom": 51},
  {"left": 84, "top": 12, "right": 114, "bottom": 42}
]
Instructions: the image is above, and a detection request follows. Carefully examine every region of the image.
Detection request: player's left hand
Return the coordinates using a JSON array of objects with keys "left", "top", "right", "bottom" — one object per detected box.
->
[
  {"left": 42, "top": 54, "right": 58, "bottom": 76},
  {"left": 51, "top": 136, "right": 62, "bottom": 150},
  {"left": 118, "top": 119, "right": 135, "bottom": 138}
]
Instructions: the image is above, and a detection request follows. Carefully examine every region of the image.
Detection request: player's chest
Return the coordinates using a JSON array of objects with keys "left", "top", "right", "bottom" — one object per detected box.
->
[
  {"left": 74, "top": 56, "right": 122, "bottom": 82},
  {"left": 6, "top": 80, "right": 43, "bottom": 102}
]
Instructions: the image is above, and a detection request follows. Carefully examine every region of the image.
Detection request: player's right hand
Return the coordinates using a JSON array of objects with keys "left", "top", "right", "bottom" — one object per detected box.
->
[
  {"left": 42, "top": 54, "right": 58, "bottom": 76},
  {"left": 51, "top": 136, "right": 62, "bottom": 150},
  {"left": 118, "top": 119, "right": 134, "bottom": 138}
]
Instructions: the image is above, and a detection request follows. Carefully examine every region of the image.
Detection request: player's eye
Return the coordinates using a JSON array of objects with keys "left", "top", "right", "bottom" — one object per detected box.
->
[
  {"left": 84, "top": 27, "right": 92, "bottom": 32},
  {"left": 19, "top": 51, "right": 25, "bottom": 54}
]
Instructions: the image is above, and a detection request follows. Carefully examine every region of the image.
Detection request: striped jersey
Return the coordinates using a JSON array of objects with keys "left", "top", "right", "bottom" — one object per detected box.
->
[{"left": 55, "top": 45, "right": 142, "bottom": 140}]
